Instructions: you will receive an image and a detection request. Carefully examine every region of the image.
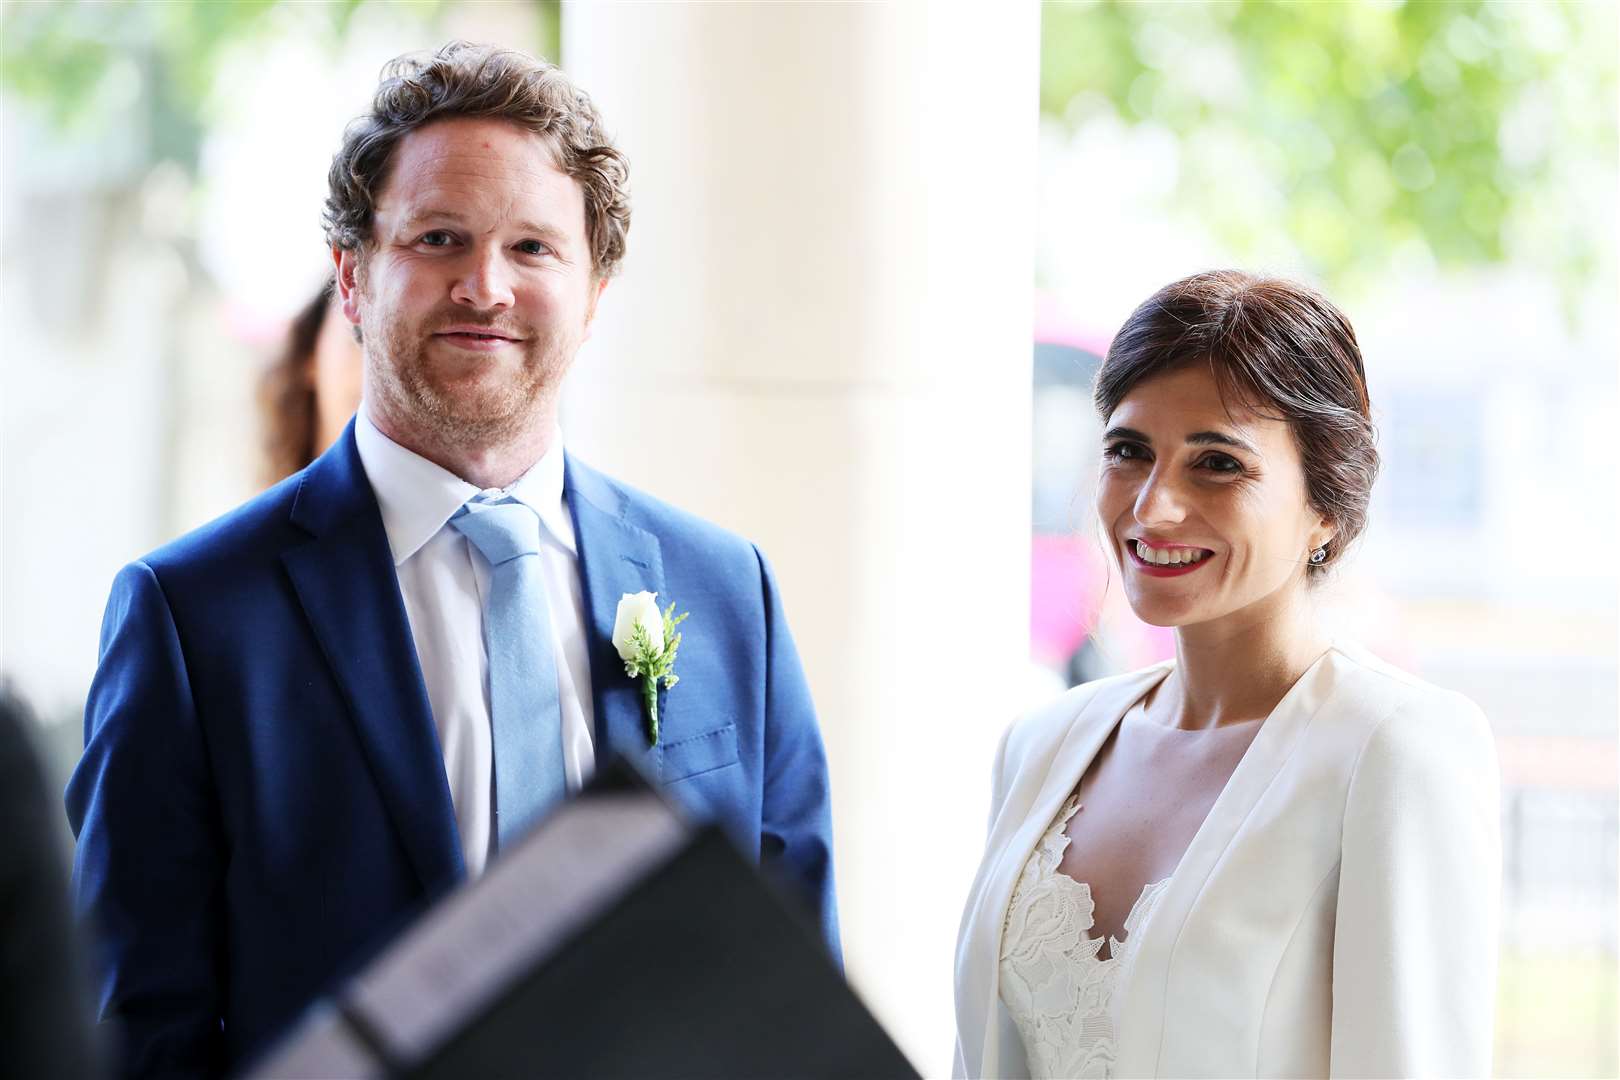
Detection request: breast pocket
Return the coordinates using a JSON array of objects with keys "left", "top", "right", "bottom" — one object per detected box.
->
[{"left": 659, "top": 724, "right": 739, "bottom": 784}]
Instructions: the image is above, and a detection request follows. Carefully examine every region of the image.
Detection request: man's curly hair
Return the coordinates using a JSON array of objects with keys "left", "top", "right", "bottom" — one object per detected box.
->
[{"left": 323, "top": 40, "right": 630, "bottom": 279}]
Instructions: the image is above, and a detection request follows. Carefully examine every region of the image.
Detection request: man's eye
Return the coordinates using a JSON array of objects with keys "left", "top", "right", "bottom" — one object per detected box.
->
[
  {"left": 419, "top": 231, "right": 453, "bottom": 247},
  {"left": 516, "top": 239, "right": 549, "bottom": 256}
]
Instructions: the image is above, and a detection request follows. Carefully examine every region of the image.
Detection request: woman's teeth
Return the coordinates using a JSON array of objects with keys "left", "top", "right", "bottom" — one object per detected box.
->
[{"left": 1134, "top": 541, "right": 1210, "bottom": 566}]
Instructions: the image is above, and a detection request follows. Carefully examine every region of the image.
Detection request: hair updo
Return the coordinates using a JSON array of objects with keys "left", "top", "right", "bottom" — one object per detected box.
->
[{"left": 1093, "top": 270, "right": 1380, "bottom": 578}]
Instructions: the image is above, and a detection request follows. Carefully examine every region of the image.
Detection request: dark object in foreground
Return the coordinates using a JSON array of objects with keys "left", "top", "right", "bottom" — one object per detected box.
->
[
  {"left": 248, "top": 763, "right": 914, "bottom": 1079},
  {"left": 2, "top": 687, "right": 105, "bottom": 1080}
]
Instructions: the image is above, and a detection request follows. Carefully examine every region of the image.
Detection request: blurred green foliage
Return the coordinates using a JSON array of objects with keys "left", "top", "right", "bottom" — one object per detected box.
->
[
  {"left": 4, "top": 1, "right": 1608, "bottom": 302},
  {"left": 2, "top": 0, "right": 363, "bottom": 170},
  {"left": 1042, "top": 0, "right": 1617, "bottom": 299},
  {"left": 1, "top": 0, "right": 559, "bottom": 171}
]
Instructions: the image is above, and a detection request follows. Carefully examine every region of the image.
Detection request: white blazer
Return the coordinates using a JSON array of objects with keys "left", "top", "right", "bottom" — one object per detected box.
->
[{"left": 953, "top": 643, "right": 1500, "bottom": 1079}]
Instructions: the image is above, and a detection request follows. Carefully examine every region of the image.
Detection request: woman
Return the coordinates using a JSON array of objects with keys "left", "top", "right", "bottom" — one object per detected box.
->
[
  {"left": 257, "top": 275, "right": 364, "bottom": 485},
  {"left": 954, "top": 271, "right": 1499, "bottom": 1078}
]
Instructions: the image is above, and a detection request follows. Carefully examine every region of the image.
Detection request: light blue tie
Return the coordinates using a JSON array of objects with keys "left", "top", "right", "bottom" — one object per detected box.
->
[{"left": 450, "top": 496, "right": 565, "bottom": 852}]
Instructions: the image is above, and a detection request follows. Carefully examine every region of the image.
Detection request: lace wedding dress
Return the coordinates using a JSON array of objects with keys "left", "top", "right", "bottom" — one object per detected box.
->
[{"left": 998, "top": 794, "right": 1170, "bottom": 1080}]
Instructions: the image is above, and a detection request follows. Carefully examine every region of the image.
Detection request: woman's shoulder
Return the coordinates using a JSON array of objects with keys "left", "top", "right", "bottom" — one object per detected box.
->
[
  {"left": 1314, "top": 642, "right": 1496, "bottom": 789},
  {"left": 1315, "top": 642, "right": 1489, "bottom": 733},
  {"left": 1000, "top": 662, "right": 1173, "bottom": 773}
]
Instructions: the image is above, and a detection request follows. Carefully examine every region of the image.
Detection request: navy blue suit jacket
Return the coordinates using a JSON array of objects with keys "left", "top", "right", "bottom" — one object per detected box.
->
[{"left": 66, "top": 425, "right": 839, "bottom": 1077}]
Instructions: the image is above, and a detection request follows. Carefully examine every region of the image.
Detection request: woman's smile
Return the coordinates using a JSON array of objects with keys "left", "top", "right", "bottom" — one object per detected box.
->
[{"left": 1126, "top": 537, "right": 1217, "bottom": 577}]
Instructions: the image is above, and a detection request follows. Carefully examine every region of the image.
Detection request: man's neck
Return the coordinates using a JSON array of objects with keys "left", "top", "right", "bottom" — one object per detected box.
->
[
  {"left": 365, "top": 402, "right": 558, "bottom": 490},
  {"left": 1155, "top": 587, "right": 1331, "bottom": 730}
]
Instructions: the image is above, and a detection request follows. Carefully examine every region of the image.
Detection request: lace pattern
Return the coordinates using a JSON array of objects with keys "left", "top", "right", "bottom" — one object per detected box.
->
[{"left": 998, "top": 794, "right": 1170, "bottom": 1080}]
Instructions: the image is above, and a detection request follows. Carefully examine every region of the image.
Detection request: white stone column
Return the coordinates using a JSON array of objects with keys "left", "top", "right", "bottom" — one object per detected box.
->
[{"left": 562, "top": 4, "right": 1039, "bottom": 1070}]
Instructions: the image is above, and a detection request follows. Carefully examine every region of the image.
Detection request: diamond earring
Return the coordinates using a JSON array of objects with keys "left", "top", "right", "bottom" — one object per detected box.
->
[{"left": 1309, "top": 546, "right": 1328, "bottom": 565}]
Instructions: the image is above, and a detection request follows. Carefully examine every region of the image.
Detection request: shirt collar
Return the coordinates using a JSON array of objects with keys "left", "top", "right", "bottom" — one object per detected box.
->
[{"left": 354, "top": 408, "right": 576, "bottom": 566}]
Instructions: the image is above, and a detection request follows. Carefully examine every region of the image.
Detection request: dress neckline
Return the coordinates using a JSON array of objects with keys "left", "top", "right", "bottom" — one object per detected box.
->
[
  {"left": 1123, "top": 692, "right": 1272, "bottom": 734},
  {"left": 1048, "top": 792, "right": 1169, "bottom": 959}
]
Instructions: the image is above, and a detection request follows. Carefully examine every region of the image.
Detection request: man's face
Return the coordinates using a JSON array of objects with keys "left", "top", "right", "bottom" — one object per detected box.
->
[{"left": 335, "top": 117, "right": 605, "bottom": 449}]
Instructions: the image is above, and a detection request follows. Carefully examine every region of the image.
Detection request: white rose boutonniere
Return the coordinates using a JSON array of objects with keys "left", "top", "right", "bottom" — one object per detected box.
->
[{"left": 612, "top": 591, "right": 689, "bottom": 746}]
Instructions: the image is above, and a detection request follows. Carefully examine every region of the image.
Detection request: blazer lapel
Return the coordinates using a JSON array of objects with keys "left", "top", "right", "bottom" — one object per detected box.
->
[
  {"left": 282, "top": 424, "right": 465, "bottom": 894},
  {"left": 1111, "top": 648, "right": 1340, "bottom": 1077},
  {"left": 965, "top": 665, "right": 1172, "bottom": 1077},
  {"left": 564, "top": 455, "right": 666, "bottom": 778}
]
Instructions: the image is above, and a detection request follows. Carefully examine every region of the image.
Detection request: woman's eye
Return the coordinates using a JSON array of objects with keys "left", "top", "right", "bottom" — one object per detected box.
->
[
  {"left": 1103, "top": 442, "right": 1147, "bottom": 462},
  {"left": 1199, "top": 453, "right": 1242, "bottom": 474}
]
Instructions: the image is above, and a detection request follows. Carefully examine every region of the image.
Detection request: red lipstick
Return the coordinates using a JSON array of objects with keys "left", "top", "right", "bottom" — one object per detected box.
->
[{"left": 1126, "top": 540, "right": 1215, "bottom": 578}]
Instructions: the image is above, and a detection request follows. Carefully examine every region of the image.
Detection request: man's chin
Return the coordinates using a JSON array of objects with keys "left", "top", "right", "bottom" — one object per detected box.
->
[
  {"left": 411, "top": 382, "right": 538, "bottom": 435},
  {"left": 427, "top": 396, "right": 524, "bottom": 429}
]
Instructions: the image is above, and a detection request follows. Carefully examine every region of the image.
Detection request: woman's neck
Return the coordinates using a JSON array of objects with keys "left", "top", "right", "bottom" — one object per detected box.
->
[{"left": 1156, "top": 588, "right": 1332, "bottom": 731}]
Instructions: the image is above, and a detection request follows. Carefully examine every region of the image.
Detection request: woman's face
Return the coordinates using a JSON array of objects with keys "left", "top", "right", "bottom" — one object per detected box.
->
[{"left": 1095, "top": 363, "right": 1332, "bottom": 631}]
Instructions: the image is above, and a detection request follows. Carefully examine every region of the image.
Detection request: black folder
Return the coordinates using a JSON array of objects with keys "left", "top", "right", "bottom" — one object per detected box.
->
[{"left": 248, "top": 764, "right": 916, "bottom": 1078}]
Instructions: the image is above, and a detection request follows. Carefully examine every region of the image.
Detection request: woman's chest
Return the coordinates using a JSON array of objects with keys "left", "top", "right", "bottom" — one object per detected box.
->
[{"left": 1055, "top": 717, "right": 1262, "bottom": 943}]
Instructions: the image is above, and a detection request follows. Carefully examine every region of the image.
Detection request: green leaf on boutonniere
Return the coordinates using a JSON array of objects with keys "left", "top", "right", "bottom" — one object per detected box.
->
[{"left": 613, "top": 593, "right": 689, "bottom": 746}]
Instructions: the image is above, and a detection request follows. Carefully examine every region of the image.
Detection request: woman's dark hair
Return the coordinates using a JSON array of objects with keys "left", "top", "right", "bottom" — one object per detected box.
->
[
  {"left": 257, "top": 279, "right": 332, "bottom": 485},
  {"left": 1093, "top": 270, "right": 1379, "bottom": 579}
]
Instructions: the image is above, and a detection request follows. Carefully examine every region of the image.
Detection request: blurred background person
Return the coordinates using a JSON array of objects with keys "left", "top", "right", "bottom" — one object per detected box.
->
[{"left": 256, "top": 275, "right": 364, "bottom": 485}]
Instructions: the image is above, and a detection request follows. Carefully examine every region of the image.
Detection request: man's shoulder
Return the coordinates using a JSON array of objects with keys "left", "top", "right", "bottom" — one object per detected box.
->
[
  {"left": 138, "top": 472, "right": 305, "bottom": 581},
  {"left": 565, "top": 456, "right": 760, "bottom": 569}
]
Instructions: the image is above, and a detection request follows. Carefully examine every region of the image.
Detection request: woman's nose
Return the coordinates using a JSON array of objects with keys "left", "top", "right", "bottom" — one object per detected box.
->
[{"left": 1133, "top": 469, "right": 1188, "bottom": 526}]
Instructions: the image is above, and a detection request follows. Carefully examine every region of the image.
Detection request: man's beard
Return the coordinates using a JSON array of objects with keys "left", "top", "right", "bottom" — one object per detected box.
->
[{"left": 363, "top": 303, "right": 575, "bottom": 450}]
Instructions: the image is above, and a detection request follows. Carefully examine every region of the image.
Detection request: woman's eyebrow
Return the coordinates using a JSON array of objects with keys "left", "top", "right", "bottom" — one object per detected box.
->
[
  {"left": 1104, "top": 425, "right": 1260, "bottom": 456},
  {"left": 1187, "top": 430, "right": 1260, "bottom": 455},
  {"left": 1103, "top": 425, "right": 1150, "bottom": 443}
]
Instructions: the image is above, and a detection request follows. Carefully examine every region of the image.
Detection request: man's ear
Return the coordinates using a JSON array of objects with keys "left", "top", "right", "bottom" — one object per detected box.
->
[
  {"left": 332, "top": 246, "right": 363, "bottom": 328},
  {"left": 581, "top": 275, "right": 610, "bottom": 343}
]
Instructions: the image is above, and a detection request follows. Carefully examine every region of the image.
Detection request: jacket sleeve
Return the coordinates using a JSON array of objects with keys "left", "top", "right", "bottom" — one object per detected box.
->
[
  {"left": 1329, "top": 694, "right": 1500, "bottom": 1077},
  {"left": 752, "top": 545, "right": 841, "bottom": 965},
  {"left": 952, "top": 723, "right": 1016, "bottom": 1079},
  {"left": 65, "top": 562, "right": 226, "bottom": 1079}
]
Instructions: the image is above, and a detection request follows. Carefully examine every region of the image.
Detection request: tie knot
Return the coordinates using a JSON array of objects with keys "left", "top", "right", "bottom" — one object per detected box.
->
[{"left": 450, "top": 498, "right": 542, "bottom": 566}]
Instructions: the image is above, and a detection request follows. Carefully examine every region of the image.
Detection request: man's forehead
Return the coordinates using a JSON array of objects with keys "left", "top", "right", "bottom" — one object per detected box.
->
[
  {"left": 395, "top": 115, "right": 558, "bottom": 161},
  {"left": 374, "top": 120, "right": 581, "bottom": 224}
]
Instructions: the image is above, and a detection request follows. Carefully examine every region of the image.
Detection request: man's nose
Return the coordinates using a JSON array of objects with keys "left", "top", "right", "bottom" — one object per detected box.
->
[
  {"left": 450, "top": 245, "right": 515, "bottom": 310},
  {"left": 1133, "top": 468, "right": 1188, "bottom": 526}
]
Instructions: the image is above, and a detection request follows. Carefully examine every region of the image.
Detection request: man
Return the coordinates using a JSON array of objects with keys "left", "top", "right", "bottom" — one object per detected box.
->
[{"left": 67, "top": 41, "right": 837, "bottom": 1078}]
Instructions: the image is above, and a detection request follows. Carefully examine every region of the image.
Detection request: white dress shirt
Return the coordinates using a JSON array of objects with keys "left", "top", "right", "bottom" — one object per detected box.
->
[{"left": 354, "top": 409, "right": 596, "bottom": 877}]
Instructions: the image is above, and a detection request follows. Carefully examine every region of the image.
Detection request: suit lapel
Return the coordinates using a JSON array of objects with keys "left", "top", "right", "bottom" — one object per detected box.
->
[
  {"left": 282, "top": 424, "right": 465, "bottom": 894},
  {"left": 966, "top": 665, "right": 1172, "bottom": 1077},
  {"left": 1111, "top": 648, "right": 1340, "bottom": 1077},
  {"left": 564, "top": 455, "right": 666, "bottom": 778}
]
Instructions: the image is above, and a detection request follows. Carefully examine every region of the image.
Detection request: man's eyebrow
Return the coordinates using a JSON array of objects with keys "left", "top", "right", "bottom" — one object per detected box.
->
[
  {"left": 1103, "top": 426, "right": 1260, "bottom": 456},
  {"left": 398, "top": 209, "right": 464, "bottom": 229},
  {"left": 397, "top": 209, "right": 567, "bottom": 238}
]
